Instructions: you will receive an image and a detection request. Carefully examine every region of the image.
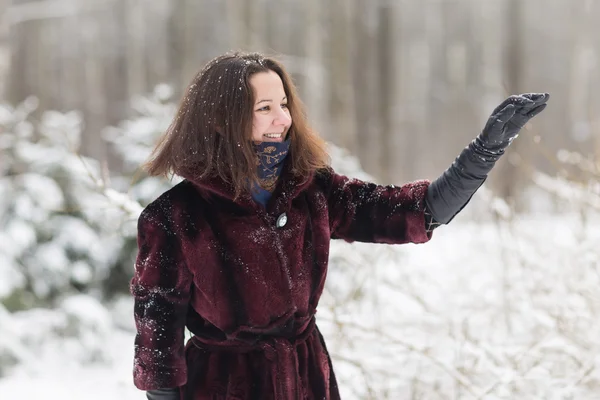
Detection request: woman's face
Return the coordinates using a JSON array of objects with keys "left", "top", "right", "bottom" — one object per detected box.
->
[{"left": 249, "top": 70, "right": 292, "bottom": 143}]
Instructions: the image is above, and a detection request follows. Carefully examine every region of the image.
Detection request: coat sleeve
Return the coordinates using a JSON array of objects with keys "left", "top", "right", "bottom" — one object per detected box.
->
[
  {"left": 324, "top": 170, "right": 433, "bottom": 244},
  {"left": 130, "top": 204, "right": 193, "bottom": 390}
]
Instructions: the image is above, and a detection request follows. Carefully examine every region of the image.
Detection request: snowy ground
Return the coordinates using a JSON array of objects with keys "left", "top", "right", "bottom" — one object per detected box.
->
[{"left": 2, "top": 207, "right": 600, "bottom": 399}]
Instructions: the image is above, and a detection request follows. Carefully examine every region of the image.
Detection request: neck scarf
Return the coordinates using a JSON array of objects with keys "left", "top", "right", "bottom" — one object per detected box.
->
[{"left": 250, "top": 138, "right": 291, "bottom": 206}]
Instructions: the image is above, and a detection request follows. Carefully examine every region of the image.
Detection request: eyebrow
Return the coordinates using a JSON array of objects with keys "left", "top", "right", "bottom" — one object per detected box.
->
[{"left": 255, "top": 96, "right": 287, "bottom": 105}]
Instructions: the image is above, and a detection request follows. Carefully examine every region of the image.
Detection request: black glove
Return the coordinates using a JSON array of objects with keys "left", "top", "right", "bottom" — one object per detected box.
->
[
  {"left": 146, "top": 387, "right": 180, "bottom": 400},
  {"left": 478, "top": 93, "right": 548, "bottom": 153},
  {"left": 425, "top": 93, "right": 549, "bottom": 224}
]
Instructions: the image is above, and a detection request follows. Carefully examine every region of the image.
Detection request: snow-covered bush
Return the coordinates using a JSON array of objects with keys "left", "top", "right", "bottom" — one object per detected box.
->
[
  {"left": 99, "top": 85, "right": 182, "bottom": 297},
  {"left": 0, "top": 85, "right": 187, "bottom": 310},
  {"left": 0, "top": 95, "right": 156, "bottom": 378},
  {"left": 102, "top": 84, "right": 180, "bottom": 206},
  {"left": 0, "top": 98, "right": 140, "bottom": 310},
  {"left": 0, "top": 295, "right": 116, "bottom": 378}
]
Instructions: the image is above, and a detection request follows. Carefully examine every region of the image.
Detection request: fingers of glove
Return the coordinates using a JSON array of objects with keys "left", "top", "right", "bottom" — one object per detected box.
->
[
  {"left": 507, "top": 103, "right": 547, "bottom": 131},
  {"left": 526, "top": 103, "right": 547, "bottom": 118},
  {"left": 492, "top": 95, "right": 535, "bottom": 115},
  {"left": 520, "top": 92, "right": 550, "bottom": 106},
  {"left": 494, "top": 103, "right": 517, "bottom": 124}
]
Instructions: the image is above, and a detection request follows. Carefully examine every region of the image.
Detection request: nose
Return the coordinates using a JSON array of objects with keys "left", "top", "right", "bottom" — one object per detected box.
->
[{"left": 274, "top": 106, "right": 291, "bottom": 126}]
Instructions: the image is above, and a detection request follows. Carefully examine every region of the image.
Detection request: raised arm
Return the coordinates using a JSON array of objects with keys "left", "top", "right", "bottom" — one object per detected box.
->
[
  {"left": 325, "top": 170, "right": 432, "bottom": 244},
  {"left": 425, "top": 93, "right": 549, "bottom": 224}
]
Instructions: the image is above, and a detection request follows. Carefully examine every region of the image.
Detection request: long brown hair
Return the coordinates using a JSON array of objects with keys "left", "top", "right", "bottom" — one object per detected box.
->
[{"left": 144, "top": 51, "right": 330, "bottom": 198}]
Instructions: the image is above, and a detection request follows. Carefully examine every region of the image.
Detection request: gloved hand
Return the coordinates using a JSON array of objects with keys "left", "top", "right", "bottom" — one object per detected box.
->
[
  {"left": 146, "top": 387, "right": 180, "bottom": 400},
  {"left": 477, "top": 93, "right": 549, "bottom": 154},
  {"left": 425, "top": 93, "right": 549, "bottom": 225}
]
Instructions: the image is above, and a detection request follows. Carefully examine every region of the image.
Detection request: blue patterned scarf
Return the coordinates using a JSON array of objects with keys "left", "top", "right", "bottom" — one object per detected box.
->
[{"left": 250, "top": 138, "right": 291, "bottom": 206}]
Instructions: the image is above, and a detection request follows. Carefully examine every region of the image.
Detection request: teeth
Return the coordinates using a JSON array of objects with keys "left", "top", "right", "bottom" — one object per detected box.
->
[{"left": 264, "top": 133, "right": 282, "bottom": 138}]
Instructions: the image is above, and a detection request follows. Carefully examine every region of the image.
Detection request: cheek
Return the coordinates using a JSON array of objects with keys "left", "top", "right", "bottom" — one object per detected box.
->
[
  {"left": 251, "top": 115, "right": 267, "bottom": 138},
  {"left": 252, "top": 114, "right": 268, "bottom": 131}
]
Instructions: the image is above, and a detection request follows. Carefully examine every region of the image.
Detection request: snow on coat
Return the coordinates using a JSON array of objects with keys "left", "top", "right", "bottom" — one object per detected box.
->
[{"left": 131, "top": 161, "right": 432, "bottom": 399}]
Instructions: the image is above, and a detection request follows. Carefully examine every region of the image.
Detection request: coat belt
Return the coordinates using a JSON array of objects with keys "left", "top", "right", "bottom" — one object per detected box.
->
[{"left": 190, "top": 315, "right": 316, "bottom": 400}]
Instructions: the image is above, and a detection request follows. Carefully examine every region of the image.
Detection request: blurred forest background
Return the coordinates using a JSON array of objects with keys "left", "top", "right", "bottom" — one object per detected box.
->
[
  {"left": 2, "top": 1, "right": 600, "bottom": 398},
  {"left": 3, "top": 0, "right": 599, "bottom": 207}
]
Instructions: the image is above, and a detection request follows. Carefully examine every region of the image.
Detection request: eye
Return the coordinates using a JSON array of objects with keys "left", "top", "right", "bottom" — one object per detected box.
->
[
  {"left": 256, "top": 105, "right": 270, "bottom": 112},
  {"left": 281, "top": 103, "right": 288, "bottom": 109}
]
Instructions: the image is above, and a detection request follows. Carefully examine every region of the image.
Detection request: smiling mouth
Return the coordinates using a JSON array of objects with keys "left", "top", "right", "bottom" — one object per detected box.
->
[{"left": 263, "top": 133, "right": 284, "bottom": 139}]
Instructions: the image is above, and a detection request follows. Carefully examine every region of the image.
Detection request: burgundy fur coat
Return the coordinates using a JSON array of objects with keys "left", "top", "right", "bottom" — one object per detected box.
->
[{"left": 131, "top": 162, "right": 432, "bottom": 400}]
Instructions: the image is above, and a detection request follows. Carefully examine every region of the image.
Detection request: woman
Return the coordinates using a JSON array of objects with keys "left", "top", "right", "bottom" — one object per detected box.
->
[{"left": 131, "top": 52, "right": 548, "bottom": 400}]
